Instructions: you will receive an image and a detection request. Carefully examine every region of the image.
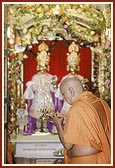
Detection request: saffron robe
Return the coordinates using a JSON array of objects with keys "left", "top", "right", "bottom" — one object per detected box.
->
[{"left": 64, "top": 91, "right": 111, "bottom": 164}]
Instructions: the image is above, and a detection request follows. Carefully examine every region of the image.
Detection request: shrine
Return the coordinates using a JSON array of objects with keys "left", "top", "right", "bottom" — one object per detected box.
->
[{"left": 3, "top": 2, "right": 112, "bottom": 165}]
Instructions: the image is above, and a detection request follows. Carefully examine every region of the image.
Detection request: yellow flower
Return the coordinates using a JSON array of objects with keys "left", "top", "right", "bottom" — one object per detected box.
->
[
  {"left": 76, "top": 8, "right": 82, "bottom": 14},
  {"left": 22, "top": 28, "right": 27, "bottom": 34},
  {"left": 92, "top": 14, "right": 97, "bottom": 18},
  {"left": 66, "top": 12, "right": 71, "bottom": 17},
  {"left": 38, "top": 12, "right": 44, "bottom": 19},
  {"left": 44, "top": 5, "right": 49, "bottom": 11},
  {"left": 90, "top": 31, "right": 95, "bottom": 35},
  {"left": 106, "top": 22, "right": 111, "bottom": 28},
  {"left": 63, "top": 4, "right": 71, "bottom": 9},
  {"left": 37, "top": 7, "right": 42, "bottom": 13}
]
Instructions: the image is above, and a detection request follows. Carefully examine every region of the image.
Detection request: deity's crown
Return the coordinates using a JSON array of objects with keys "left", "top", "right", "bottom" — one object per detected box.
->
[
  {"left": 36, "top": 41, "right": 50, "bottom": 72},
  {"left": 68, "top": 41, "right": 79, "bottom": 52},
  {"left": 67, "top": 41, "right": 80, "bottom": 74},
  {"left": 38, "top": 41, "right": 49, "bottom": 52}
]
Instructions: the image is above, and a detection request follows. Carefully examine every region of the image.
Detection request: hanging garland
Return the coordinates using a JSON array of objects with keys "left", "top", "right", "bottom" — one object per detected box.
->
[
  {"left": 7, "top": 43, "right": 23, "bottom": 119},
  {"left": 7, "top": 4, "right": 105, "bottom": 48}
]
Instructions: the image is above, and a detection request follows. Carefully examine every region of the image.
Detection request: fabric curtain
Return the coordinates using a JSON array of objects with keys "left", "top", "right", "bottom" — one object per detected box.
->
[{"left": 23, "top": 41, "right": 91, "bottom": 90}]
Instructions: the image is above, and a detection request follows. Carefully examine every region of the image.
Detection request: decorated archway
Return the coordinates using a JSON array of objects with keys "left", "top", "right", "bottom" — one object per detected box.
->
[{"left": 4, "top": 3, "right": 111, "bottom": 137}]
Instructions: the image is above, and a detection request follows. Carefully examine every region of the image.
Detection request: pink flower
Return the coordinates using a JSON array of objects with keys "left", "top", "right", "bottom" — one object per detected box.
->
[
  {"left": 105, "top": 40, "right": 110, "bottom": 49},
  {"left": 18, "top": 60, "right": 22, "bottom": 65},
  {"left": 80, "top": 42, "right": 84, "bottom": 46},
  {"left": 28, "top": 45, "right": 32, "bottom": 49},
  {"left": 64, "top": 24, "right": 68, "bottom": 29},
  {"left": 105, "top": 79, "right": 110, "bottom": 85},
  {"left": 15, "top": 44, "right": 19, "bottom": 49},
  {"left": 93, "top": 83, "right": 97, "bottom": 87},
  {"left": 108, "top": 65, "right": 111, "bottom": 70}
]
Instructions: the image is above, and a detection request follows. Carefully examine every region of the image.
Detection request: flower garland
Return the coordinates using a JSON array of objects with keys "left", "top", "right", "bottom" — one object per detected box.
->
[
  {"left": 7, "top": 4, "right": 105, "bottom": 47},
  {"left": 101, "top": 41, "right": 111, "bottom": 102},
  {"left": 8, "top": 43, "right": 23, "bottom": 121},
  {"left": 91, "top": 39, "right": 111, "bottom": 104}
]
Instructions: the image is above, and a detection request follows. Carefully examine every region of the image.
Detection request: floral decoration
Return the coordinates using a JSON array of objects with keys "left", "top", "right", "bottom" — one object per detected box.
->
[
  {"left": 8, "top": 43, "right": 23, "bottom": 121},
  {"left": 101, "top": 41, "right": 111, "bottom": 102},
  {"left": 7, "top": 4, "right": 106, "bottom": 47},
  {"left": 92, "top": 39, "right": 111, "bottom": 105}
]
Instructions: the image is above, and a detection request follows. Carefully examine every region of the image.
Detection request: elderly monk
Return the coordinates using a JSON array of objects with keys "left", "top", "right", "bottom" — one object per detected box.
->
[{"left": 51, "top": 75, "right": 111, "bottom": 164}]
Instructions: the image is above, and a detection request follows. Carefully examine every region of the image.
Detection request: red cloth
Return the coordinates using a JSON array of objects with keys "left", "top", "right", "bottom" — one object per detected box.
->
[{"left": 23, "top": 41, "right": 91, "bottom": 90}]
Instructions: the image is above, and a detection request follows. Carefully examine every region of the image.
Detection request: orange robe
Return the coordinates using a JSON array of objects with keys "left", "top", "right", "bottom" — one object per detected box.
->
[{"left": 64, "top": 91, "right": 111, "bottom": 164}]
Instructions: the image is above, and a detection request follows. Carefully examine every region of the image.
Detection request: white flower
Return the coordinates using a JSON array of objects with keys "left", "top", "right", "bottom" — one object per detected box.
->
[{"left": 17, "top": 79, "right": 22, "bottom": 84}]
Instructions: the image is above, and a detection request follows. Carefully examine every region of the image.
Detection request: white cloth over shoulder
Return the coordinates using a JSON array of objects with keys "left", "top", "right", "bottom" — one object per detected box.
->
[
  {"left": 23, "top": 81, "right": 35, "bottom": 99},
  {"left": 23, "top": 73, "right": 56, "bottom": 119}
]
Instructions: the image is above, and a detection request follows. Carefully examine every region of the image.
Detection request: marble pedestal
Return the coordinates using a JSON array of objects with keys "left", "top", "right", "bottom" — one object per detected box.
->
[{"left": 10, "top": 132, "right": 64, "bottom": 164}]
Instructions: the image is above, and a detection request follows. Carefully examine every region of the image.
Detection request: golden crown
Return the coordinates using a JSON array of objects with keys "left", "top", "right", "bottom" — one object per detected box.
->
[{"left": 36, "top": 42, "right": 50, "bottom": 72}]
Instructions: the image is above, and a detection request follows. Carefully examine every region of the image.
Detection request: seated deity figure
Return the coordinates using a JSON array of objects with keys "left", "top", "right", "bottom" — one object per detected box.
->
[{"left": 23, "top": 42, "right": 64, "bottom": 135}]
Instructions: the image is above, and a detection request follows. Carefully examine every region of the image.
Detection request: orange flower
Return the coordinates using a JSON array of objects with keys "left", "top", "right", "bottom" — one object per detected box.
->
[
  {"left": 29, "top": 5, "right": 34, "bottom": 11},
  {"left": 49, "top": 9, "right": 54, "bottom": 16},
  {"left": 88, "top": 7, "right": 94, "bottom": 12},
  {"left": 62, "top": 16, "right": 67, "bottom": 22},
  {"left": 60, "top": 9, "right": 64, "bottom": 15}
]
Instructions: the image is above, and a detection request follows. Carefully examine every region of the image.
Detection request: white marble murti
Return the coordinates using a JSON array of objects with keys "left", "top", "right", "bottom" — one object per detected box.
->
[{"left": 23, "top": 73, "right": 55, "bottom": 119}]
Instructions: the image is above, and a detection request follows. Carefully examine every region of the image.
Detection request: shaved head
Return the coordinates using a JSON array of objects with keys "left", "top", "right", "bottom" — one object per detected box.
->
[
  {"left": 61, "top": 75, "right": 83, "bottom": 91},
  {"left": 60, "top": 75, "right": 84, "bottom": 104}
]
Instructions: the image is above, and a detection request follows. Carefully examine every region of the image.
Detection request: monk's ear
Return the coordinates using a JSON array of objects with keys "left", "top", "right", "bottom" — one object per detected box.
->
[{"left": 69, "top": 87, "right": 75, "bottom": 96}]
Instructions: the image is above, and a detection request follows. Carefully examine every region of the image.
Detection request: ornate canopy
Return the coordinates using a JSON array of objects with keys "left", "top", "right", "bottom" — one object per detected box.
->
[{"left": 5, "top": 3, "right": 111, "bottom": 48}]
